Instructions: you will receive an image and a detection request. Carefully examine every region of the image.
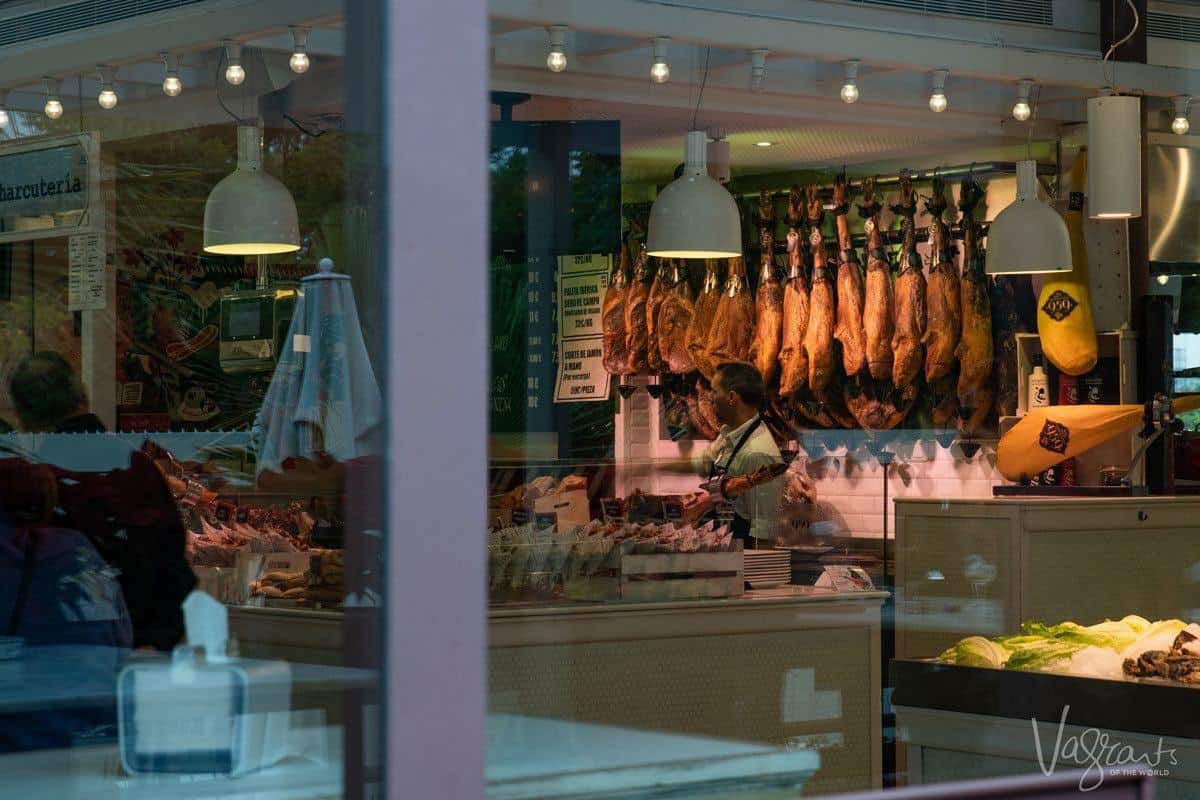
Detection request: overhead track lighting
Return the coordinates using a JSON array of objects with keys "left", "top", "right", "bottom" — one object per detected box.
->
[
  {"left": 929, "top": 69, "right": 948, "bottom": 113},
  {"left": 986, "top": 160, "right": 1072, "bottom": 275},
  {"left": 650, "top": 36, "right": 670, "bottom": 83},
  {"left": 161, "top": 51, "right": 182, "bottom": 96},
  {"left": 1172, "top": 96, "right": 1190, "bottom": 136},
  {"left": 546, "top": 25, "right": 568, "bottom": 73},
  {"left": 750, "top": 49, "right": 767, "bottom": 92},
  {"left": 96, "top": 65, "right": 117, "bottom": 109},
  {"left": 289, "top": 26, "right": 311, "bottom": 74},
  {"left": 43, "top": 78, "right": 63, "bottom": 120},
  {"left": 647, "top": 130, "right": 741, "bottom": 259},
  {"left": 1088, "top": 93, "right": 1142, "bottom": 219},
  {"left": 223, "top": 40, "right": 246, "bottom": 85},
  {"left": 1012, "top": 79, "right": 1033, "bottom": 122},
  {"left": 840, "top": 59, "right": 860, "bottom": 104}
]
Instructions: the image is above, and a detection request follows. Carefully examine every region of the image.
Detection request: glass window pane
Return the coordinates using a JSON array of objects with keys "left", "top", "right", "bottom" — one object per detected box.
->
[{"left": 0, "top": 3, "right": 385, "bottom": 796}]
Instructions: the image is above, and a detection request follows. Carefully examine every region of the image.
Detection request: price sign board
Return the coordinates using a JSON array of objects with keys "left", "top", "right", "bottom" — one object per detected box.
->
[{"left": 554, "top": 254, "right": 611, "bottom": 403}]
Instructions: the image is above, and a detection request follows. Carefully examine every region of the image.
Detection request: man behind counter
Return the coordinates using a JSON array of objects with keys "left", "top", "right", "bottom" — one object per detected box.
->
[
  {"left": 694, "top": 361, "right": 784, "bottom": 549},
  {"left": 652, "top": 361, "right": 784, "bottom": 549}
]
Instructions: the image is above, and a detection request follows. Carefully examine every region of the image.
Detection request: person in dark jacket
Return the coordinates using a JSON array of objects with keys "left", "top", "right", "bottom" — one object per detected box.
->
[
  {"left": 0, "top": 458, "right": 132, "bottom": 752},
  {"left": 8, "top": 352, "right": 196, "bottom": 651}
]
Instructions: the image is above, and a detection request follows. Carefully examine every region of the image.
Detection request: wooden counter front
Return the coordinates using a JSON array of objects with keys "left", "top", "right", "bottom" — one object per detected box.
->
[{"left": 489, "top": 587, "right": 886, "bottom": 796}]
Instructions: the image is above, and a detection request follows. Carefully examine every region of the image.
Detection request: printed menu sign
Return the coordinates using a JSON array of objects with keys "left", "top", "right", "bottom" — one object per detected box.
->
[
  {"left": 554, "top": 254, "right": 611, "bottom": 403},
  {"left": 68, "top": 232, "right": 105, "bottom": 311}
]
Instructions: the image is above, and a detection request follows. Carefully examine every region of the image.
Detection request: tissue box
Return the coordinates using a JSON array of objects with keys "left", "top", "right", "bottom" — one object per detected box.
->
[{"left": 117, "top": 657, "right": 292, "bottom": 776}]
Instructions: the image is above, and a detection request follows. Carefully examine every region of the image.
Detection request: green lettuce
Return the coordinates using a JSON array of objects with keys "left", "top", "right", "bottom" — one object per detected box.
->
[{"left": 938, "top": 636, "right": 1011, "bottom": 668}]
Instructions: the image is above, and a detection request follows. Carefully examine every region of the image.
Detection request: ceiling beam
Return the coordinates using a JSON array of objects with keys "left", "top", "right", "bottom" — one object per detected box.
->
[
  {"left": 490, "top": 0, "right": 1200, "bottom": 97},
  {"left": 0, "top": 0, "right": 342, "bottom": 88}
]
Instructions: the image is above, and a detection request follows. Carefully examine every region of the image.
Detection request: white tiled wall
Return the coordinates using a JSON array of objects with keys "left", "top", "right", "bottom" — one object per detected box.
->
[{"left": 804, "top": 433, "right": 1002, "bottom": 539}]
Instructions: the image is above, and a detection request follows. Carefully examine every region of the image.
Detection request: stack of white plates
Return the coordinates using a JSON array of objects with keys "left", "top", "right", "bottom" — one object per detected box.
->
[{"left": 743, "top": 549, "right": 791, "bottom": 589}]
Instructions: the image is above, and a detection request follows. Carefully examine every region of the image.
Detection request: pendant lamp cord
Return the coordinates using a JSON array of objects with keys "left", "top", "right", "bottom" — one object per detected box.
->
[
  {"left": 1102, "top": 0, "right": 1140, "bottom": 92},
  {"left": 691, "top": 46, "right": 710, "bottom": 131}
]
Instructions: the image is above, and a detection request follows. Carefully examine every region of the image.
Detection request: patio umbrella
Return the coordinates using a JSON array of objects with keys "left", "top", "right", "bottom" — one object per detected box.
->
[{"left": 252, "top": 258, "right": 383, "bottom": 478}]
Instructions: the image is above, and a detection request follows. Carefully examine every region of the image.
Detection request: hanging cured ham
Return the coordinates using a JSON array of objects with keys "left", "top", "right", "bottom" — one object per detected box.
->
[
  {"left": 922, "top": 176, "right": 961, "bottom": 383},
  {"left": 602, "top": 238, "right": 632, "bottom": 375},
  {"left": 803, "top": 187, "right": 836, "bottom": 394},
  {"left": 686, "top": 259, "right": 724, "bottom": 380},
  {"left": 705, "top": 255, "right": 755, "bottom": 370},
  {"left": 749, "top": 190, "right": 784, "bottom": 386},
  {"left": 778, "top": 185, "right": 811, "bottom": 397},
  {"left": 955, "top": 176, "right": 994, "bottom": 436},
  {"left": 695, "top": 379, "right": 721, "bottom": 439},
  {"left": 624, "top": 243, "right": 654, "bottom": 374},
  {"left": 859, "top": 177, "right": 895, "bottom": 382},
  {"left": 845, "top": 177, "right": 914, "bottom": 432},
  {"left": 657, "top": 262, "right": 697, "bottom": 374},
  {"left": 990, "top": 276, "right": 1030, "bottom": 417},
  {"left": 832, "top": 175, "right": 867, "bottom": 379},
  {"left": 890, "top": 172, "right": 926, "bottom": 390},
  {"left": 645, "top": 258, "right": 672, "bottom": 373}
]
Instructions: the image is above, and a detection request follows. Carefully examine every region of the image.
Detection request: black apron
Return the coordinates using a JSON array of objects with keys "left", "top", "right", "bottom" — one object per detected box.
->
[{"left": 707, "top": 416, "right": 764, "bottom": 545}]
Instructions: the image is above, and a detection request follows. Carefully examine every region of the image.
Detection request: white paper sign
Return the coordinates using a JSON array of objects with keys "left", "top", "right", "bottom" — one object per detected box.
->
[
  {"left": 554, "top": 254, "right": 611, "bottom": 403},
  {"left": 68, "top": 232, "right": 105, "bottom": 311}
]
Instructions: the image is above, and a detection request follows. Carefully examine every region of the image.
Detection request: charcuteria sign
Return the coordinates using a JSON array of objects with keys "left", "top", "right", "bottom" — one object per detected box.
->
[{"left": 0, "top": 132, "right": 99, "bottom": 243}]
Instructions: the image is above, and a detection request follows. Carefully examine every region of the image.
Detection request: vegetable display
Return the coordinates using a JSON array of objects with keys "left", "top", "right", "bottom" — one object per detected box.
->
[{"left": 938, "top": 615, "right": 1200, "bottom": 684}]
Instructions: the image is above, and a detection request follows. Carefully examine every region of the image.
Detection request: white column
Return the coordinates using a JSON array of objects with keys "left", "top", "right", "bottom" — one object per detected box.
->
[{"left": 385, "top": 0, "right": 488, "bottom": 797}]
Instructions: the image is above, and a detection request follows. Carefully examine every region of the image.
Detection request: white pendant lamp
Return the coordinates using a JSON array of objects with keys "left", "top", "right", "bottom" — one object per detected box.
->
[
  {"left": 985, "top": 160, "right": 1072, "bottom": 275},
  {"left": 1087, "top": 94, "right": 1141, "bottom": 219},
  {"left": 203, "top": 124, "right": 300, "bottom": 255},
  {"left": 647, "top": 130, "right": 741, "bottom": 259}
]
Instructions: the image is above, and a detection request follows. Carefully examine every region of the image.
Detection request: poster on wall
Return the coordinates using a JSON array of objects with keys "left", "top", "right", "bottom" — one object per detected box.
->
[
  {"left": 554, "top": 253, "right": 611, "bottom": 403},
  {"left": 68, "top": 233, "right": 105, "bottom": 311}
]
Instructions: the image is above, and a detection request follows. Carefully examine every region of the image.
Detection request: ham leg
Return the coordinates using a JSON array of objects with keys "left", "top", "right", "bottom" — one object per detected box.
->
[
  {"left": 890, "top": 172, "right": 926, "bottom": 390},
  {"left": 832, "top": 175, "right": 867, "bottom": 379},
  {"left": 778, "top": 185, "right": 811, "bottom": 397},
  {"left": 657, "top": 262, "right": 697, "bottom": 374},
  {"left": 859, "top": 177, "right": 895, "bottom": 382},
  {"left": 624, "top": 243, "right": 654, "bottom": 374},
  {"left": 602, "top": 238, "right": 632, "bottom": 375},
  {"left": 705, "top": 256, "right": 755, "bottom": 369},
  {"left": 803, "top": 187, "right": 836, "bottom": 394},
  {"left": 686, "top": 259, "right": 724, "bottom": 380},
  {"left": 922, "top": 176, "right": 962, "bottom": 383},
  {"left": 955, "top": 176, "right": 994, "bottom": 436},
  {"left": 749, "top": 189, "right": 784, "bottom": 385}
]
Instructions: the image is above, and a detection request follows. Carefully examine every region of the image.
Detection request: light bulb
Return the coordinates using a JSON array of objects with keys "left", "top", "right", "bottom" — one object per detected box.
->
[
  {"left": 161, "top": 52, "right": 182, "bottom": 97},
  {"left": 289, "top": 26, "right": 310, "bottom": 74},
  {"left": 1157, "top": 274, "right": 1171, "bottom": 286},
  {"left": 840, "top": 59, "right": 860, "bottom": 104},
  {"left": 1013, "top": 79, "right": 1033, "bottom": 122},
  {"left": 223, "top": 40, "right": 245, "bottom": 85},
  {"left": 1172, "top": 96, "right": 1191, "bottom": 135},
  {"left": 651, "top": 36, "right": 670, "bottom": 83},
  {"left": 43, "top": 78, "right": 63, "bottom": 120},
  {"left": 289, "top": 51, "right": 310, "bottom": 74},
  {"left": 929, "top": 69, "right": 948, "bottom": 113},
  {"left": 96, "top": 66, "right": 117, "bottom": 110},
  {"left": 547, "top": 25, "right": 568, "bottom": 73}
]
